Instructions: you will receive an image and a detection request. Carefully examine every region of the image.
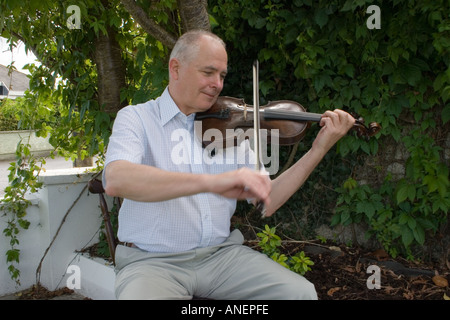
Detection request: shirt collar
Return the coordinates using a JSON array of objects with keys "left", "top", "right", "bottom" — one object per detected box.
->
[{"left": 159, "top": 87, "right": 183, "bottom": 126}]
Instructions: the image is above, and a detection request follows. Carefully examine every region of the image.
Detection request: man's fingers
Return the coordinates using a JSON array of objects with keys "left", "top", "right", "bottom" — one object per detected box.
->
[
  {"left": 320, "top": 109, "right": 355, "bottom": 134},
  {"left": 214, "top": 168, "right": 271, "bottom": 205}
]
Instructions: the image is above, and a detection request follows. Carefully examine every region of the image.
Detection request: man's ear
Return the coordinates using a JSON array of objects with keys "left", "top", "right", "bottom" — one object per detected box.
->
[{"left": 169, "top": 58, "right": 180, "bottom": 80}]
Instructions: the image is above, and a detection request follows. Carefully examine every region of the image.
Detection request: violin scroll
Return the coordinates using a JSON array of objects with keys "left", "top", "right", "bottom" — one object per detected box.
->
[{"left": 351, "top": 115, "right": 381, "bottom": 140}]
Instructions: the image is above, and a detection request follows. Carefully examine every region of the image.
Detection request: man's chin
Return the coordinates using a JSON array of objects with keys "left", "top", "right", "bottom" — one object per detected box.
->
[{"left": 201, "top": 96, "right": 218, "bottom": 110}]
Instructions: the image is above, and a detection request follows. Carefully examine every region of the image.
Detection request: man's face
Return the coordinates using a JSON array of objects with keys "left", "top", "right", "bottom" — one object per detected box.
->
[{"left": 169, "top": 36, "right": 228, "bottom": 115}]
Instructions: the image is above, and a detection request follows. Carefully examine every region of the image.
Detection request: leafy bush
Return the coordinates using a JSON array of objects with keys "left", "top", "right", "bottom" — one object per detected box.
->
[
  {"left": 332, "top": 127, "right": 449, "bottom": 259},
  {"left": 0, "top": 96, "right": 59, "bottom": 132},
  {"left": 0, "top": 98, "right": 20, "bottom": 131},
  {"left": 257, "top": 224, "right": 314, "bottom": 275},
  {"left": 211, "top": 0, "right": 449, "bottom": 259}
]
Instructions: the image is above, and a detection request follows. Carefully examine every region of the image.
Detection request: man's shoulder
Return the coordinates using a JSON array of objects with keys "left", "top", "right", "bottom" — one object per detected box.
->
[
  {"left": 118, "top": 89, "right": 169, "bottom": 117},
  {"left": 115, "top": 98, "right": 161, "bottom": 125},
  {"left": 120, "top": 98, "right": 157, "bottom": 113}
]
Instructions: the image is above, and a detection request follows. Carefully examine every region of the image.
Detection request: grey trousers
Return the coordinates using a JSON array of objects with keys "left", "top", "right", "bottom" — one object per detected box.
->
[{"left": 114, "top": 229, "right": 318, "bottom": 300}]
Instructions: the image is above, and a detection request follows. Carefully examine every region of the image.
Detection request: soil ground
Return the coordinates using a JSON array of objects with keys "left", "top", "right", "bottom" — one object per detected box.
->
[
  {"left": 237, "top": 213, "right": 449, "bottom": 300},
  {"left": 260, "top": 240, "right": 449, "bottom": 300},
  {"left": 288, "top": 242, "right": 450, "bottom": 300}
]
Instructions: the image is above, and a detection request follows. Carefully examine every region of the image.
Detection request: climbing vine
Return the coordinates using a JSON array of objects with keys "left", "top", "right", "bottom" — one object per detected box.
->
[
  {"left": 210, "top": 0, "right": 449, "bottom": 259},
  {"left": 0, "top": 141, "right": 45, "bottom": 284}
]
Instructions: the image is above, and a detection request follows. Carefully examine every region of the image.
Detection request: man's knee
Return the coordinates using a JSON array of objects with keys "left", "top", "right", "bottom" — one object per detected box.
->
[
  {"left": 115, "top": 271, "right": 156, "bottom": 299},
  {"left": 289, "top": 278, "right": 318, "bottom": 300},
  {"left": 273, "top": 275, "right": 318, "bottom": 300}
]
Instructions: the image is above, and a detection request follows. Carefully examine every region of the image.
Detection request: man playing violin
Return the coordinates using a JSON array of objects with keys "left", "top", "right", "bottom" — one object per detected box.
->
[{"left": 103, "top": 30, "right": 355, "bottom": 300}]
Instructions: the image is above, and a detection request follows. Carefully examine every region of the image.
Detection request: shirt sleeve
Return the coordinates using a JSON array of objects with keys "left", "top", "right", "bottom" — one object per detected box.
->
[{"left": 103, "top": 106, "right": 146, "bottom": 187}]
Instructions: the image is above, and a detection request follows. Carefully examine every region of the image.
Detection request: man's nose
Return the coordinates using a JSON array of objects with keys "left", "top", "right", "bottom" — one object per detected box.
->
[{"left": 210, "top": 75, "right": 223, "bottom": 90}]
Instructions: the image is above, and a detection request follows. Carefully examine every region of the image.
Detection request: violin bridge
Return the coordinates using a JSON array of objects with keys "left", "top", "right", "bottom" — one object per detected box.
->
[{"left": 237, "top": 103, "right": 248, "bottom": 122}]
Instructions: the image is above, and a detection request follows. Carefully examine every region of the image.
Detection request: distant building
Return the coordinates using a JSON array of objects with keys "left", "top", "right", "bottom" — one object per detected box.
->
[{"left": 0, "top": 64, "right": 29, "bottom": 100}]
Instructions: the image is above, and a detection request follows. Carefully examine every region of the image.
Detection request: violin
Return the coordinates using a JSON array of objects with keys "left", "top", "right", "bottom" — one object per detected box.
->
[{"left": 195, "top": 96, "right": 381, "bottom": 148}]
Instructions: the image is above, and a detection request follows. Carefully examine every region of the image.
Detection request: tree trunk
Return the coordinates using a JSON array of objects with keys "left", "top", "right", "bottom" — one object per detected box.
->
[{"left": 94, "top": 27, "right": 127, "bottom": 113}]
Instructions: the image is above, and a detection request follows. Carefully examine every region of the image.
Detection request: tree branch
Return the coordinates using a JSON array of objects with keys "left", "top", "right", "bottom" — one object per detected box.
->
[
  {"left": 120, "top": 0, "right": 178, "bottom": 49},
  {"left": 177, "top": 0, "right": 210, "bottom": 33}
]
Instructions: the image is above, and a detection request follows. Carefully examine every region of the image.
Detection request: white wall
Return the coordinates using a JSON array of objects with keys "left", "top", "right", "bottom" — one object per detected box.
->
[
  {"left": 0, "top": 130, "right": 54, "bottom": 160},
  {"left": 0, "top": 167, "right": 115, "bottom": 299}
]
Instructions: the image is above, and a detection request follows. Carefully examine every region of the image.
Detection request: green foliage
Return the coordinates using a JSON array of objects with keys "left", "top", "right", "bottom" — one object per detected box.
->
[
  {"left": 0, "top": 141, "right": 45, "bottom": 285},
  {"left": 0, "top": 98, "right": 19, "bottom": 131},
  {"left": 332, "top": 141, "right": 449, "bottom": 259},
  {"left": 211, "top": 0, "right": 449, "bottom": 259},
  {"left": 290, "top": 251, "right": 314, "bottom": 275},
  {"left": 0, "top": 96, "right": 59, "bottom": 132},
  {"left": 257, "top": 224, "right": 282, "bottom": 256},
  {"left": 332, "top": 123, "right": 449, "bottom": 259},
  {"left": 257, "top": 225, "right": 314, "bottom": 275},
  {"left": 1, "top": 0, "right": 173, "bottom": 161}
]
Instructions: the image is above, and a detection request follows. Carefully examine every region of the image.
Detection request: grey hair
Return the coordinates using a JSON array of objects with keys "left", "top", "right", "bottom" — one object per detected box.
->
[{"left": 169, "top": 30, "right": 226, "bottom": 63}]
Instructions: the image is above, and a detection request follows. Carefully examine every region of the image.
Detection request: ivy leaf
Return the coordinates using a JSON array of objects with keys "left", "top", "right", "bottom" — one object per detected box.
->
[
  {"left": 399, "top": 63, "right": 422, "bottom": 86},
  {"left": 6, "top": 248, "right": 20, "bottom": 263},
  {"left": 340, "top": 211, "right": 351, "bottom": 226},
  {"left": 330, "top": 213, "right": 341, "bottom": 226},
  {"left": 401, "top": 225, "right": 414, "bottom": 247},
  {"left": 18, "top": 218, "right": 30, "bottom": 230},
  {"left": 433, "top": 73, "right": 446, "bottom": 91},
  {"left": 423, "top": 175, "right": 438, "bottom": 193},
  {"left": 314, "top": 9, "right": 328, "bottom": 29},
  {"left": 396, "top": 182, "right": 416, "bottom": 204},
  {"left": 357, "top": 201, "right": 375, "bottom": 220},
  {"left": 343, "top": 177, "right": 357, "bottom": 190},
  {"left": 442, "top": 105, "right": 450, "bottom": 124},
  {"left": 412, "top": 224, "right": 425, "bottom": 245},
  {"left": 442, "top": 86, "right": 450, "bottom": 102}
]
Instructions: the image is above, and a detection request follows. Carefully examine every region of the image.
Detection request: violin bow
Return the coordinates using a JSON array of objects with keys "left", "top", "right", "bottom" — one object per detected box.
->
[{"left": 253, "top": 60, "right": 267, "bottom": 217}]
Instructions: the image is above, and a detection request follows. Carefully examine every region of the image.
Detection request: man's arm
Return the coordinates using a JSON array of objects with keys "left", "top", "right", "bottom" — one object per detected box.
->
[
  {"left": 104, "top": 160, "right": 271, "bottom": 206},
  {"left": 264, "top": 109, "right": 355, "bottom": 216}
]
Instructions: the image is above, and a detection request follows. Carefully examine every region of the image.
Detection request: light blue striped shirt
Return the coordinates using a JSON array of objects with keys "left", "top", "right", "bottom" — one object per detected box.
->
[{"left": 104, "top": 88, "right": 255, "bottom": 253}]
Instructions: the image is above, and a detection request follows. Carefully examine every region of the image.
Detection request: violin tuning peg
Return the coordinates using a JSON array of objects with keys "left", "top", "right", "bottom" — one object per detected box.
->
[{"left": 369, "top": 122, "right": 382, "bottom": 136}]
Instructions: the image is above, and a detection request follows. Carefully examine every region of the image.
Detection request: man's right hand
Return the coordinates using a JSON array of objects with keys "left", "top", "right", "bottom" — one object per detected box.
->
[{"left": 208, "top": 168, "right": 271, "bottom": 208}]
